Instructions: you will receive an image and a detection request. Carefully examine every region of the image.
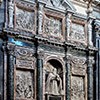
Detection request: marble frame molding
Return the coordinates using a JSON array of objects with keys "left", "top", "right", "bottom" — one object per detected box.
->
[
  {"left": 68, "top": 18, "right": 87, "bottom": 45},
  {"left": 42, "top": 8, "right": 65, "bottom": 42}
]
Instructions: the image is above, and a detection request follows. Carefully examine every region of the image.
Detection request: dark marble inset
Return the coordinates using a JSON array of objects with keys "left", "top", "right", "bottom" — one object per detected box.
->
[{"left": 48, "top": 95, "right": 62, "bottom": 100}]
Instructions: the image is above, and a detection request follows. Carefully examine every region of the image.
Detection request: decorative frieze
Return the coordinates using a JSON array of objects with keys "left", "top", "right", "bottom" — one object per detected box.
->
[{"left": 15, "top": 46, "right": 35, "bottom": 60}]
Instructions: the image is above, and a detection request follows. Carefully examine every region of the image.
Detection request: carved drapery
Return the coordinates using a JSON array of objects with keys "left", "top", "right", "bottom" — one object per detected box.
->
[
  {"left": 43, "top": 56, "right": 65, "bottom": 100},
  {"left": 45, "top": 62, "right": 63, "bottom": 95}
]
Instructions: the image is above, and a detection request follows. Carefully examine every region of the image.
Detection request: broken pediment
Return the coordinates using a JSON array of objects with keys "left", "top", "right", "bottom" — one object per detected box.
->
[{"left": 45, "top": 0, "right": 76, "bottom": 12}]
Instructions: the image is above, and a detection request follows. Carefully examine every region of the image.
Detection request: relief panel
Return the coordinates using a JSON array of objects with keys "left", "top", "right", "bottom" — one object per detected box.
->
[
  {"left": 16, "top": 70, "right": 34, "bottom": 99},
  {"left": 16, "top": 59, "right": 34, "bottom": 69},
  {"left": 68, "top": 22, "right": 86, "bottom": 44},
  {"left": 71, "top": 76, "right": 85, "bottom": 100},
  {"left": 15, "top": 6, "right": 35, "bottom": 31},
  {"left": 71, "top": 57, "right": 86, "bottom": 76},
  {"left": 44, "top": 15, "right": 62, "bottom": 38}
]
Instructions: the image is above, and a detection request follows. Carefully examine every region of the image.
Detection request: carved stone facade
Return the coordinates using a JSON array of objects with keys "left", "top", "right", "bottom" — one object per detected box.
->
[{"left": 0, "top": 0, "right": 99, "bottom": 100}]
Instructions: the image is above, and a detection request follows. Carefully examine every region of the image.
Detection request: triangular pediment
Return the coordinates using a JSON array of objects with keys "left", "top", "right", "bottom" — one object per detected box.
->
[{"left": 45, "top": 0, "right": 76, "bottom": 12}]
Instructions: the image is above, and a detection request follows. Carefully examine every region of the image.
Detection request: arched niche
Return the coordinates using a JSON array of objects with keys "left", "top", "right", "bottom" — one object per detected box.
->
[{"left": 43, "top": 58, "right": 65, "bottom": 100}]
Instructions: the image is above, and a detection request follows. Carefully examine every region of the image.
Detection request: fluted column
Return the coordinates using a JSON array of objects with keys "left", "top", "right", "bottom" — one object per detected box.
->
[
  {"left": 65, "top": 54, "right": 72, "bottom": 100},
  {"left": 87, "top": 57, "right": 94, "bottom": 100},
  {"left": 7, "top": 43, "right": 15, "bottom": 100},
  {"left": 37, "top": 50, "right": 44, "bottom": 100}
]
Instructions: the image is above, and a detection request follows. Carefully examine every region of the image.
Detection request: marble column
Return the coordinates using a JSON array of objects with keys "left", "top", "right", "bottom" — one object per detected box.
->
[
  {"left": 87, "top": 57, "right": 94, "bottom": 100},
  {"left": 37, "top": 51, "right": 44, "bottom": 100},
  {"left": 7, "top": 43, "right": 15, "bottom": 100},
  {"left": 65, "top": 54, "right": 71, "bottom": 100}
]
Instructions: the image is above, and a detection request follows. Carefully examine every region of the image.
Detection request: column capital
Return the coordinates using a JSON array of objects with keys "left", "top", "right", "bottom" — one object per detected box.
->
[
  {"left": 64, "top": 54, "right": 72, "bottom": 64},
  {"left": 37, "top": 49, "right": 44, "bottom": 59},
  {"left": 88, "top": 57, "right": 95, "bottom": 65},
  {"left": 7, "top": 43, "right": 15, "bottom": 55}
]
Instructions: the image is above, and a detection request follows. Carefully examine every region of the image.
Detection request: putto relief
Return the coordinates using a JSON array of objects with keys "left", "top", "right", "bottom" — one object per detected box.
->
[
  {"left": 15, "top": 7, "right": 35, "bottom": 31},
  {"left": 71, "top": 76, "right": 85, "bottom": 100},
  {"left": 44, "top": 15, "right": 62, "bottom": 38},
  {"left": 69, "top": 22, "right": 86, "bottom": 42},
  {"left": 16, "top": 70, "right": 34, "bottom": 99}
]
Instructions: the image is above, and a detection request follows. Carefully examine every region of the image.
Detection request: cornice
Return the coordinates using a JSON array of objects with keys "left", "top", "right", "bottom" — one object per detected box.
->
[
  {"left": 65, "top": 42, "right": 97, "bottom": 52},
  {"left": 35, "top": 35, "right": 64, "bottom": 47},
  {"left": 3, "top": 28, "right": 35, "bottom": 41}
]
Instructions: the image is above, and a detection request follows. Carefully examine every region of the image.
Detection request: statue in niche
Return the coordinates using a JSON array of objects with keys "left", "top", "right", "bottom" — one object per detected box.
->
[{"left": 45, "top": 63, "right": 63, "bottom": 95}]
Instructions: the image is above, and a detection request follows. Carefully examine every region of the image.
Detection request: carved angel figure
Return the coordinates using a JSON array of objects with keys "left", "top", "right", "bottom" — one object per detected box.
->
[{"left": 45, "top": 63, "right": 63, "bottom": 95}]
